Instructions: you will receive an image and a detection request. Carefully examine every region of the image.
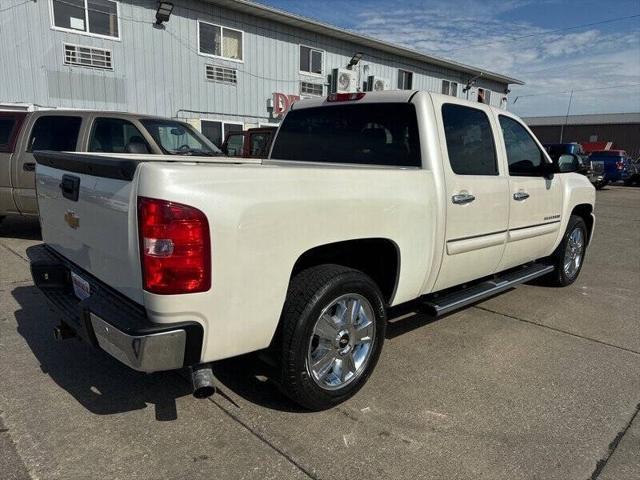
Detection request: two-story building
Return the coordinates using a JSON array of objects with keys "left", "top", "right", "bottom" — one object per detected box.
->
[{"left": 0, "top": 0, "right": 523, "bottom": 147}]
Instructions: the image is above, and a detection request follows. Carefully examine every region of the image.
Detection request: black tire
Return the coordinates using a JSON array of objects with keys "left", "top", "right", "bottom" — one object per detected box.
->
[
  {"left": 278, "top": 264, "right": 386, "bottom": 410},
  {"left": 544, "top": 215, "right": 588, "bottom": 287}
]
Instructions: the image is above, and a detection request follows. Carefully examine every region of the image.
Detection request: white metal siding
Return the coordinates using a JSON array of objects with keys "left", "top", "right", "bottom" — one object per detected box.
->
[{"left": 0, "top": 0, "right": 509, "bottom": 125}]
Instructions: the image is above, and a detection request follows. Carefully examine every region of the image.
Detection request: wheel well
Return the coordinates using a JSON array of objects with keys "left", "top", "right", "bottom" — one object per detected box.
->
[
  {"left": 291, "top": 238, "right": 400, "bottom": 305},
  {"left": 571, "top": 204, "right": 594, "bottom": 244}
]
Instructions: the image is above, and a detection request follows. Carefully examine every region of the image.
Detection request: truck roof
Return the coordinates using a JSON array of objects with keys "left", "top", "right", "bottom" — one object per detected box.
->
[
  {"left": 7, "top": 108, "right": 188, "bottom": 122},
  {"left": 290, "top": 90, "right": 510, "bottom": 114}
]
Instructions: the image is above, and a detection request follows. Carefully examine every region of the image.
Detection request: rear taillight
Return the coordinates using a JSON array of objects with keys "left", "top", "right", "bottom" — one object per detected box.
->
[
  {"left": 327, "top": 92, "right": 366, "bottom": 102},
  {"left": 138, "top": 197, "right": 211, "bottom": 294}
]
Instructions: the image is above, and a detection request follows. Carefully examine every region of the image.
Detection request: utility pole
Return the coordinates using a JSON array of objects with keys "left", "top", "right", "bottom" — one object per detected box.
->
[{"left": 559, "top": 89, "right": 574, "bottom": 143}]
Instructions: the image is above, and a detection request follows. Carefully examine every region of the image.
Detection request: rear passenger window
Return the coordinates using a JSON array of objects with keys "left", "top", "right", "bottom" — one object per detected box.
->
[
  {"left": 28, "top": 116, "right": 82, "bottom": 152},
  {"left": 0, "top": 118, "right": 16, "bottom": 152},
  {"left": 442, "top": 104, "right": 497, "bottom": 175},
  {"left": 499, "top": 115, "right": 544, "bottom": 176},
  {"left": 89, "top": 118, "right": 149, "bottom": 154},
  {"left": 270, "top": 103, "right": 421, "bottom": 167}
]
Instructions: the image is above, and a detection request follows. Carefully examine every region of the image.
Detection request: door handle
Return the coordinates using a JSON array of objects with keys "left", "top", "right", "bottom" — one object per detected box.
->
[
  {"left": 23, "top": 162, "right": 36, "bottom": 172},
  {"left": 452, "top": 193, "right": 476, "bottom": 205},
  {"left": 513, "top": 191, "right": 530, "bottom": 201}
]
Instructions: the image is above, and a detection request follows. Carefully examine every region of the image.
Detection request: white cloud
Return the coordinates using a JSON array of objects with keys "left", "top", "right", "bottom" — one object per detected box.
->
[{"left": 348, "top": 1, "right": 640, "bottom": 116}]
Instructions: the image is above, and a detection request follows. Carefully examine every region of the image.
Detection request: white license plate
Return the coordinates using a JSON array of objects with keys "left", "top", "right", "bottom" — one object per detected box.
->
[{"left": 71, "top": 272, "right": 91, "bottom": 301}]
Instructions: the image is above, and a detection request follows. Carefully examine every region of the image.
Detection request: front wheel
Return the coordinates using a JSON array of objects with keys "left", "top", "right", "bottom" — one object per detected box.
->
[
  {"left": 545, "top": 215, "right": 588, "bottom": 287},
  {"left": 278, "top": 264, "right": 386, "bottom": 410}
]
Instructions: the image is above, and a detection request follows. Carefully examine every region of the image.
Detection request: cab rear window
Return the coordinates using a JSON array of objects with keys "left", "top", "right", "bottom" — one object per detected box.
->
[{"left": 270, "top": 103, "right": 421, "bottom": 167}]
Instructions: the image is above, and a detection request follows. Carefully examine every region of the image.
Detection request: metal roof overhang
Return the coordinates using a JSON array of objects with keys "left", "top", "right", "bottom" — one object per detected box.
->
[{"left": 205, "top": 0, "right": 525, "bottom": 86}]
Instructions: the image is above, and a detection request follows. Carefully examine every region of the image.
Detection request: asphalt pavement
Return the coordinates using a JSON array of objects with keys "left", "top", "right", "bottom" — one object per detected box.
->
[{"left": 0, "top": 186, "right": 638, "bottom": 480}]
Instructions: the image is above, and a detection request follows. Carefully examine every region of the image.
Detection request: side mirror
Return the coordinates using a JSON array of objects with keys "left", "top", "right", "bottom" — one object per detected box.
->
[
  {"left": 540, "top": 161, "right": 556, "bottom": 180},
  {"left": 557, "top": 154, "right": 580, "bottom": 173}
]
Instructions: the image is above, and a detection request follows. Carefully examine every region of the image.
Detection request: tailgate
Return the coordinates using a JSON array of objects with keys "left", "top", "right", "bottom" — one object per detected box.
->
[{"left": 34, "top": 152, "right": 143, "bottom": 303}]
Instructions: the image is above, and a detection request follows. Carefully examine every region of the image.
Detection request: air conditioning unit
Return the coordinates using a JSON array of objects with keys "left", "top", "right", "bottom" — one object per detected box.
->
[
  {"left": 366, "top": 75, "right": 390, "bottom": 92},
  {"left": 331, "top": 68, "right": 357, "bottom": 93}
]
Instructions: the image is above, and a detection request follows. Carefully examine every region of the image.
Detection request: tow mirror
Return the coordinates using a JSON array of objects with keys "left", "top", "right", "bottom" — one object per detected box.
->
[{"left": 557, "top": 154, "right": 580, "bottom": 173}]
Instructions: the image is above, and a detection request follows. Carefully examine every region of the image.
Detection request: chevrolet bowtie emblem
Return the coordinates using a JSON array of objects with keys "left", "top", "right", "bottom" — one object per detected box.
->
[{"left": 64, "top": 210, "right": 80, "bottom": 229}]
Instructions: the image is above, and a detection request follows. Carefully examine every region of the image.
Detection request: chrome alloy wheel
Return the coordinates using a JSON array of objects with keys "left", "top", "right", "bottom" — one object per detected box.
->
[
  {"left": 564, "top": 226, "right": 585, "bottom": 278},
  {"left": 306, "top": 294, "right": 376, "bottom": 391}
]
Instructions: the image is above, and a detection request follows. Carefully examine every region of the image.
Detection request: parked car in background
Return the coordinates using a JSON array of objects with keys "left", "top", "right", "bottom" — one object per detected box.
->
[
  {"left": 543, "top": 143, "right": 605, "bottom": 189},
  {"left": 0, "top": 110, "right": 221, "bottom": 221},
  {"left": 221, "top": 126, "right": 278, "bottom": 158},
  {"left": 588, "top": 150, "right": 632, "bottom": 187},
  {"left": 625, "top": 156, "right": 640, "bottom": 186},
  {"left": 29, "top": 91, "right": 595, "bottom": 410}
]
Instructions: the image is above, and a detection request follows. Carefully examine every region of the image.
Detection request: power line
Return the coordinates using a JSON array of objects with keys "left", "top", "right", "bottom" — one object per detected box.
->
[
  {"left": 437, "top": 14, "right": 640, "bottom": 53},
  {"left": 511, "top": 83, "right": 640, "bottom": 103},
  {"left": 0, "top": 0, "right": 32, "bottom": 14}
]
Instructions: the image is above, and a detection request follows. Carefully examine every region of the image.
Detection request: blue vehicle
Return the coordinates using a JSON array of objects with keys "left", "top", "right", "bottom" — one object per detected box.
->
[
  {"left": 544, "top": 143, "right": 584, "bottom": 157},
  {"left": 588, "top": 150, "right": 631, "bottom": 186},
  {"left": 544, "top": 142, "right": 591, "bottom": 176}
]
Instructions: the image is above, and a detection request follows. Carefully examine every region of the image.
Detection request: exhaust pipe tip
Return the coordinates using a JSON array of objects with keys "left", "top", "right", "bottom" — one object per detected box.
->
[{"left": 191, "top": 364, "right": 216, "bottom": 399}]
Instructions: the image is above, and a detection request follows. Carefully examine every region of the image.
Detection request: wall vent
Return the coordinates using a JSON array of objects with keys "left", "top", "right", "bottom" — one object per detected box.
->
[
  {"left": 64, "top": 44, "right": 113, "bottom": 70},
  {"left": 300, "top": 81, "right": 323, "bottom": 97},
  {"left": 206, "top": 65, "right": 237, "bottom": 84}
]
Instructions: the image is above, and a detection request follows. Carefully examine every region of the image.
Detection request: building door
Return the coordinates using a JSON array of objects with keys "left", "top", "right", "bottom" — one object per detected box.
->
[
  {"left": 432, "top": 100, "right": 510, "bottom": 292},
  {"left": 201, "top": 120, "right": 243, "bottom": 148}
]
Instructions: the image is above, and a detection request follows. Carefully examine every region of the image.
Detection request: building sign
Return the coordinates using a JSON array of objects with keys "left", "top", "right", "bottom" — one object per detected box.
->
[{"left": 272, "top": 92, "right": 300, "bottom": 117}]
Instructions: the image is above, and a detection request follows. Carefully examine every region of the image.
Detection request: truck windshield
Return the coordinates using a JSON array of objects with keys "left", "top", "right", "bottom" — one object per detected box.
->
[
  {"left": 270, "top": 103, "right": 421, "bottom": 167},
  {"left": 140, "top": 119, "right": 222, "bottom": 156}
]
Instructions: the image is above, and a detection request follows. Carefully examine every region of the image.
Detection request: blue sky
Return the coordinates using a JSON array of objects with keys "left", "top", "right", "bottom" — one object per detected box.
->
[{"left": 255, "top": 0, "right": 640, "bottom": 117}]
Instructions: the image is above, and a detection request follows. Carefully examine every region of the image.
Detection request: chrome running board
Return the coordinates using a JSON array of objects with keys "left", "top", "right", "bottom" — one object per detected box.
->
[{"left": 422, "top": 262, "right": 555, "bottom": 317}]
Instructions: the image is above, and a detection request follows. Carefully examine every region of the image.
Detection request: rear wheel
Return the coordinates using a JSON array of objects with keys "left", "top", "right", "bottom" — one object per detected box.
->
[
  {"left": 278, "top": 264, "right": 386, "bottom": 410},
  {"left": 545, "top": 215, "right": 587, "bottom": 287}
]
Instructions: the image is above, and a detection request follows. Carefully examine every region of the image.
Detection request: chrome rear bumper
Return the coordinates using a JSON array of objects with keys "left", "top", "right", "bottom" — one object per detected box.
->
[
  {"left": 90, "top": 314, "right": 186, "bottom": 372},
  {"left": 28, "top": 244, "right": 203, "bottom": 374}
]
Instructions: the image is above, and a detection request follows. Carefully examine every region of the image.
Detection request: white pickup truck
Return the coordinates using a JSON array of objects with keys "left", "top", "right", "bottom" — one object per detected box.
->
[{"left": 29, "top": 91, "right": 595, "bottom": 410}]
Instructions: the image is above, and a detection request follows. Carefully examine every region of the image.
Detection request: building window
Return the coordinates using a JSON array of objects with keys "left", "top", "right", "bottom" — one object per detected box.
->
[
  {"left": 64, "top": 44, "right": 113, "bottom": 70},
  {"left": 51, "top": 0, "right": 119, "bottom": 39},
  {"left": 201, "top": 120, "right": 243, "bottom": 148},
  {"left": 397, "top": 69, "right": 413, "bottom": 90},
  {"left": 300, "top": 45, "right": 323, "bottom": 75},
  {"left": 198, "top": 21, "right": 243, "bottom": 61},
  {"left": 477, "top": 88, "right": 491, "bottom": 104},
  {"left": 205, "top": 65, "right": 237, "bottom": 84},
  {"left": 441, "top": 80, "right": 458, "bottom": 97},
  {"left": 300, "top": 81, "right": 323, "bottom": 97}
]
